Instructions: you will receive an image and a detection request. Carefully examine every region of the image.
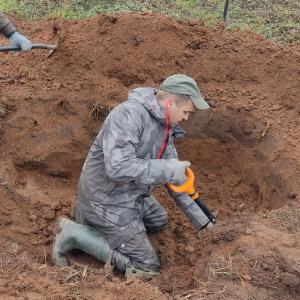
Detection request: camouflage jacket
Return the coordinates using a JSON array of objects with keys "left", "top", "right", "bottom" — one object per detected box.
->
[
  {"left": 0, "top": 13, "right": 16, "bottom": 37},
  {"left": 77, "top": 87, "right": 210, "bottom": 233}
]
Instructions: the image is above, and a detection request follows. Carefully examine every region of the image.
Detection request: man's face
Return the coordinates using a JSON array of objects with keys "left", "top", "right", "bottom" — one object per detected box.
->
[{"left": 168, "top": 99, "right": 195, "bottom": 127}]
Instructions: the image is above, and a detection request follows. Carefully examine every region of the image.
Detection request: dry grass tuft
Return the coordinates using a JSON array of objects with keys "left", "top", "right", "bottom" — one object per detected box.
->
[
  {"left": 258, "top": 205, "right": 300, "bottom": 233},
  {"left": 89, "top": 102, "right": 111, "bottom": 121},
  {"left": 56, "top": 98, "right": 70, "bottom": 110},
  {"left": 176, "top": 277, "right": 226, "bottom": 299},
  {"left": 209, "top": 253, "right": 242, "bottom": 281}
]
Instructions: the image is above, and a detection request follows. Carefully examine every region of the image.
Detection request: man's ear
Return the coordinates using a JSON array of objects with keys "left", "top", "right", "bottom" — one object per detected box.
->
[{"left": 166, "top": 98, "right": 175, "bottom": 109}]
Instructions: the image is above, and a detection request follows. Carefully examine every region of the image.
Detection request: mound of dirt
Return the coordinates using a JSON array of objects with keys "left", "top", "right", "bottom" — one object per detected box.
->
[{"left": 0, "top": 12, "right": 299, "bottom": 299}]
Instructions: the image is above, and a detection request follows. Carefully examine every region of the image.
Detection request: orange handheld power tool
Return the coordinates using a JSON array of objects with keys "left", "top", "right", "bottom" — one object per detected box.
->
[{"left": 168, "top": 167, "right": 216, "bottom": 226}]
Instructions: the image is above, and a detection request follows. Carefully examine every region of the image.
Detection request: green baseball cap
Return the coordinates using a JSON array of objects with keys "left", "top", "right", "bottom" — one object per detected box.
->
[{"left": 160, "top": 74, "right": 210, "bottom": 110}]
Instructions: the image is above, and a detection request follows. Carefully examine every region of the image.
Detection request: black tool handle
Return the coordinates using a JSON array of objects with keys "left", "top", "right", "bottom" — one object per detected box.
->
[
  {"left": 195, "top": 198, "right": 216, "bottom": 223},
  {"left": 0, "top": 43, "right": 56, "bottom": 52},
  {"left": 223, "top": 0, "right": 230, "bottom": 26}
]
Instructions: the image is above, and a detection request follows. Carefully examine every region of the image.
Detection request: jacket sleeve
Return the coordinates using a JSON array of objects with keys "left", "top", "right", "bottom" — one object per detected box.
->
[
  {"left": 164, "top": 140, "right": 211, "bottom": 230},
  {"left": 102, "top": 106, "right": 177, "bottom": 185},
  {"left": 0, "top": 13, "right": 16, "bottom": 37}
]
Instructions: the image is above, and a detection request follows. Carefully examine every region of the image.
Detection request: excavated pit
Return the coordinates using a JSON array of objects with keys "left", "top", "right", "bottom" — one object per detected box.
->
[
  {"left": 180, "top": 109, "right": 286, "bottom": 214},
  {"left": 0, "top": 12, "right": 299, "bottom": 299}
]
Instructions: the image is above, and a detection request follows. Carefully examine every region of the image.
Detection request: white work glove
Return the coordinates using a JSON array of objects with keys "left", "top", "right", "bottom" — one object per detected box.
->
[
  {"left": 169, "top": 159, "right": 191, "bottom": 185},
  {"left": 9, "top": 32, "right": 32, "bottom": 52}
]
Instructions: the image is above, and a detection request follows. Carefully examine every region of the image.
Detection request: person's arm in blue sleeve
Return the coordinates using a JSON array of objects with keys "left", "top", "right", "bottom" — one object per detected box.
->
[{"left": 0, "top": 12, "right": 32, "bottom": 51}]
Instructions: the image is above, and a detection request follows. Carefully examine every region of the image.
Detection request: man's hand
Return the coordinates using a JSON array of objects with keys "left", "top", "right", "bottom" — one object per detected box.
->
[
  {"left": 9, "top": 32, "right": 32, "bottom": 52},
  {"left": 169, "top": 160, "right": 191, "bottom": 185}
]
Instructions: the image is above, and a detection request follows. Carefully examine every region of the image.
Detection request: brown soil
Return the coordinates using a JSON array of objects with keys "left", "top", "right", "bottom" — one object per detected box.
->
[{"left": 0, "top": 12, "right": 300, "bottom": 300}]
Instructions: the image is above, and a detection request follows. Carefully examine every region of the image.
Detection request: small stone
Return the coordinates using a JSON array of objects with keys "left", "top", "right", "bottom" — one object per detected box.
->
[
  {"left": 187, "top": 40, "right": 201, "bottom": 50},
  {"left": 183, "top": 51, "right": 193, "bottom": 58},
  {"left": 245, "top": 228, "right": 253, "bottom": 235},
  {"left": 241, "top": 274, "right": 251, "bottom": 281},
  {"left": 132, "top": 34, "right": 143, "bottom": 46},
  {"left": 53, "top": 82, "right": 61, "bottom": 90},
  {"left": 280, "top": 272, "right": 300, "bottom": 287},
  {"left": 107, "top": 15, "right": 117, "bottom": 23},
  {"left": 175, "top": 60, "right": 184, "bottom": 68},
  {"left": 184, "top": 245, "right": 195, "bottom": 253},
  {"left": 238, "top": 203, "right": 245, "bottom": 208},
  {"left": 287, "top": 192, "right": 297, "bottom": 200},
  {"left": 188, "top": 20, "right": 198, "bottom": 26},
  {"left": 0, "top": 107, "right": 5, "bottom": 118},
  {"left": 207, "top": 173, "right": 217, "bottom": 181},
  {"left": 208, "top": 100, "right": 216, "bottom": 107}
]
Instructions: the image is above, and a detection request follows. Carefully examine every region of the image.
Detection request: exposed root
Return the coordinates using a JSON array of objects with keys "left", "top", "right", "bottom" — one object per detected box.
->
[{"left": 258, "top": 121, "right": 270, "bottom": 139}]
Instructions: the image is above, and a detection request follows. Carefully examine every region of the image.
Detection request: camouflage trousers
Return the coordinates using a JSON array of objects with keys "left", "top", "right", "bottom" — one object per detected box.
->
[{"left": 74, "top": 195, "right": 168, "bottom": 272}]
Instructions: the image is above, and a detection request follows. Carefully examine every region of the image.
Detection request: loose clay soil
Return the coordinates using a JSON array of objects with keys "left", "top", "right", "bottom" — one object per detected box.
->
[{"left": 0, "top": 12, "right": 300, "bottom": 300}]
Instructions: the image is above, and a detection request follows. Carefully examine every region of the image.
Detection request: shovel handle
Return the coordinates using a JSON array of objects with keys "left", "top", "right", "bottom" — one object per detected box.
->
[{"left": 0, "top": 43, "right": 56, "bottom": 52}]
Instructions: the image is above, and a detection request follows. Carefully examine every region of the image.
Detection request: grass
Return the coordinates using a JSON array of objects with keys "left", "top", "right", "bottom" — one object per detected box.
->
[
  {"left": 0, "top": 0, "right": 299, "bottom": 42},
  {"left": 175, "top": 252, "right": 244, "bottom": 299},
  {"left": 88, "top": 102, "right": 111, "bottom": 121},
  {"left": 209, "top": 253, "right": 242, "bottom": 281},
  {"left": 258, "top": 205, "right": 300, "bottom": 234},
  {"left": 176, "top": 278, "right": 225, "bottom": 299}
]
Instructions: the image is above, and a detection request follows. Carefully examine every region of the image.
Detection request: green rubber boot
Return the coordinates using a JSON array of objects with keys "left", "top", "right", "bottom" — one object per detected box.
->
[{"left": 52, "top": 217, "right": 111, "bottom": 267}]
